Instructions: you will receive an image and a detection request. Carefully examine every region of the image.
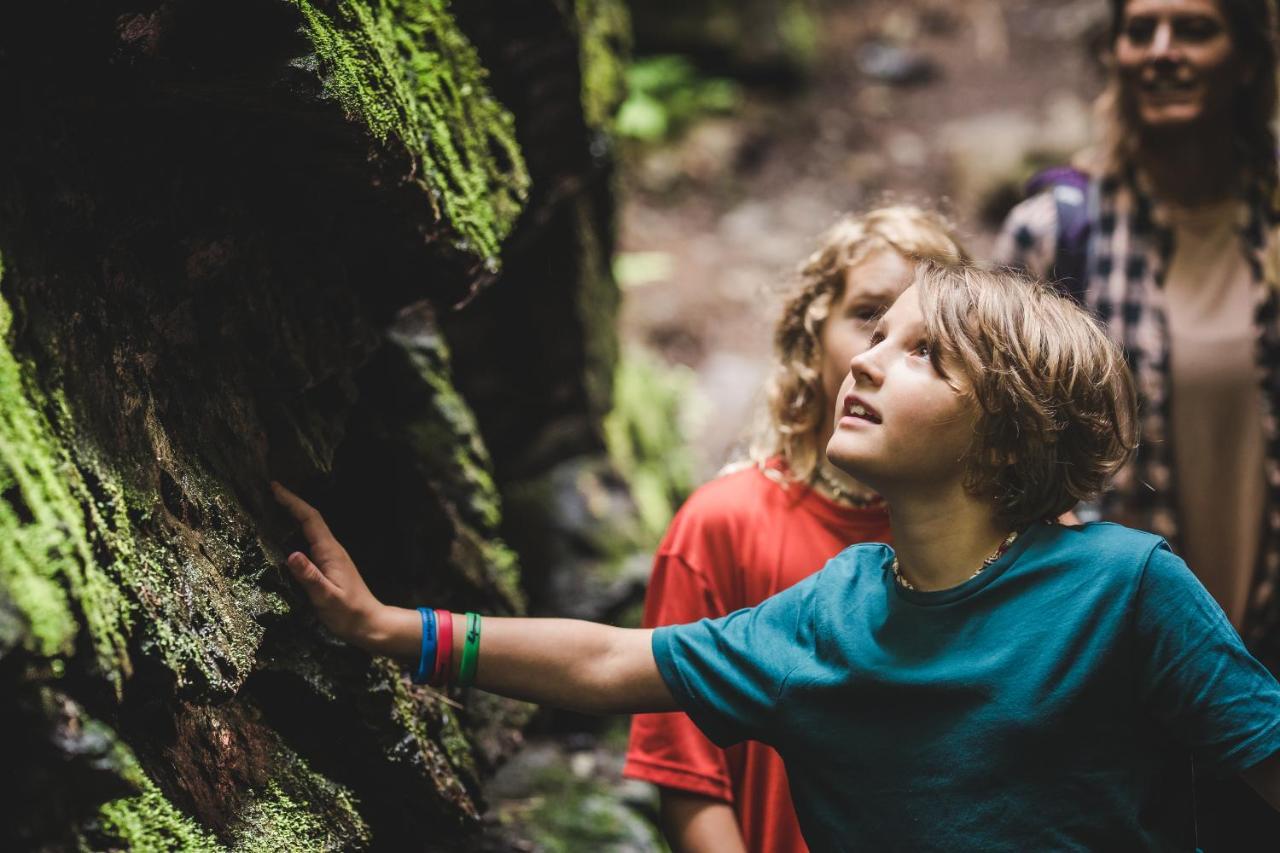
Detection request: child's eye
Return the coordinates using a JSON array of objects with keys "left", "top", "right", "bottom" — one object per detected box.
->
[
  {"left": 868, "top": 331, "right": 885, "bottom": 347},
  {"left": 912, "top": 340, "right": 931, "bottom": 358},
  {"left": 846, "top": 305, "right": 882, "bottom": 324}
]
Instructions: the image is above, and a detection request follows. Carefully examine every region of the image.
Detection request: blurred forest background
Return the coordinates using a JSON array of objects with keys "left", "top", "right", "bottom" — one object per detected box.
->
[{"left": 0, "top": 0, "right": 1107, "bottom": 851}]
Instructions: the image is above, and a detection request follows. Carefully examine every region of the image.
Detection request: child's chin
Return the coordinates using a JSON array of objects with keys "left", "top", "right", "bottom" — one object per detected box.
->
[{"left": 824, "top": 448, "right": 866, "bottom": 479}]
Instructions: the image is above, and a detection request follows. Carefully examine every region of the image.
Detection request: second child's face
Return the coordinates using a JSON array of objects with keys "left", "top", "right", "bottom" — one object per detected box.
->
[
  {"left": 817, "top": 248, "right": 916, "bottom": 432},
  {"left": 1115, "top": 0, "right": 1244, "bottom": 130},
  {"left": 825, "top": 285, "right": 975, "bottom": 494}
]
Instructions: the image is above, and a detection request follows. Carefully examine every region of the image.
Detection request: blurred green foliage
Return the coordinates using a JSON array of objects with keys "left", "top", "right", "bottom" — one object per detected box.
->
[
  {"left": 604, "top": 349, "right": 700, "bottom": 543},
  {"left": 615, "top": 55, "right": 740, "bottom": 142}
]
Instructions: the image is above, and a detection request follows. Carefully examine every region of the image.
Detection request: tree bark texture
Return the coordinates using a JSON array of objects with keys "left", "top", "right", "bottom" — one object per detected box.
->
[{"left": 0, "top": 0, "right": 629, "bottom": 849}]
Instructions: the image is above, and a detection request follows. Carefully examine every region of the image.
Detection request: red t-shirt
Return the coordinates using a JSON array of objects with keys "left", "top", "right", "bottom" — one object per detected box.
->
[{"left": 624, "top": 463, "right": 892, "bottom": 853}]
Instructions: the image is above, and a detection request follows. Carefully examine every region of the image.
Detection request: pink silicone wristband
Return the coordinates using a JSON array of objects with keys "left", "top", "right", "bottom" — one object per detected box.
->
[{"left": 433, "top": 609, "right": 453, "bottom": 685}]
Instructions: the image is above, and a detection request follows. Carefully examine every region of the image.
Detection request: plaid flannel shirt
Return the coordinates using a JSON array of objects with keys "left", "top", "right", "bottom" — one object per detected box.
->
[{"left": 995, "top": 171, "right": 1280, "bottom": 665}]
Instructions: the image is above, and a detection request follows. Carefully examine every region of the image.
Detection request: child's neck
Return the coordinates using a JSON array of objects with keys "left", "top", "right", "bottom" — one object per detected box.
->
[{"left": 886, "top": 488, "right": 1011, "bottom": 592}]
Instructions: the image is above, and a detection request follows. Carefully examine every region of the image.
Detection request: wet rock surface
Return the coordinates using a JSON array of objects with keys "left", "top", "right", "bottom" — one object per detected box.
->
[{"left": 0, "top": 0, "right": 627, "bottom": 848}]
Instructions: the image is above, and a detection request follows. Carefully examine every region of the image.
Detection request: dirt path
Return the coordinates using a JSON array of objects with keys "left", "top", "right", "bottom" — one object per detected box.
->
[{"left": 618, "top": 0, "right": 1107, "bottom": 476}]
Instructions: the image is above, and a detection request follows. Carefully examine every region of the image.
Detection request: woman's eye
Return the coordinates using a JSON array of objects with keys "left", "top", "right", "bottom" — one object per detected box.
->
[
  {"left": 1124, "top": 17, "right": 1156, "bottom": 43},
  {"left": 868, "top": 331, "right": 885, "bottom": 347},
  {"left": 1174, "top": 17, "right": 1221, "bottom": 42}
]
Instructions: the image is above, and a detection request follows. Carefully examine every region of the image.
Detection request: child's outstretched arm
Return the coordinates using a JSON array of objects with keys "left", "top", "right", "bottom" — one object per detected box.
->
[{"left": 271, "top": 483, "right": 678, "bottom": 715}]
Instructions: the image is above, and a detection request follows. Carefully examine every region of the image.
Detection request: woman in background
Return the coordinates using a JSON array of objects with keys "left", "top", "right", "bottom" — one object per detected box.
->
[{"left": 996, "top": 1, "right": 1280, "bottom": 846}]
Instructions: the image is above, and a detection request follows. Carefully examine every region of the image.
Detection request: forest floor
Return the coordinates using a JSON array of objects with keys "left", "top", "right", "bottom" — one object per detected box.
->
[{"left": 617, "top": 0, "right": 1106, "bottom": 476}]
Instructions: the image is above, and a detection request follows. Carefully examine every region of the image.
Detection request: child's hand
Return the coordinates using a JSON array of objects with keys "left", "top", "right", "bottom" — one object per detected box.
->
[{"left": 271, "top": 482, "right": 387, "bottom": 648}]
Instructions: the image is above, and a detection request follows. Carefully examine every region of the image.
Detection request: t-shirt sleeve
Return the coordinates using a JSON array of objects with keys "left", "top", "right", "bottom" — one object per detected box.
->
[
  {"left": 1134, "top": 543, "right": 1280, "bottom": 775},
  {"left": 652, "top": 572, "right": 819, "bottom": 749},
  {"left": 624, "top": 549, "right": 736, "bottom": 800}
]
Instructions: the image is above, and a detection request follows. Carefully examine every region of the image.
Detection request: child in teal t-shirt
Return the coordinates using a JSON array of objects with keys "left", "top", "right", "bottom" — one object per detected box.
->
[{"left": 273, "top": 263, "right": 1280, "bottom": 850}]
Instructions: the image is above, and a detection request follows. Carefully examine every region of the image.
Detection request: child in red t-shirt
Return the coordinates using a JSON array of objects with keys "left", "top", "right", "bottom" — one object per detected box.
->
[{"left": 623, "top": 207, "right": 969, "bottom": 853}]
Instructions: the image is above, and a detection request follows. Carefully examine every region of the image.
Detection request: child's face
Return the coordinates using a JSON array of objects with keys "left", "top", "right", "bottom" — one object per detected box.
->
[
  {"left": 825, "top": 285, "right": 976, "bottom": 494},
  {"left": 816, "top": 248, "right": 916, "bottom": 448}
]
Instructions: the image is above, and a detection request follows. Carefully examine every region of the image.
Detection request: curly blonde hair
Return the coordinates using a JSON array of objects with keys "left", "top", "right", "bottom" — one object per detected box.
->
[
  {"left": 915, "top": 263, "right": 1139, "bottom": 528},
  {"left": 751, "top": 206, "right": 968, "bottom": 483}
]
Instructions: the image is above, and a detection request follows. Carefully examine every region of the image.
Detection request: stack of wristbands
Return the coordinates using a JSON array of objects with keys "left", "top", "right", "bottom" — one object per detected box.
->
[{"left": 412, "top": 608, "right": 482, "bottom": 687}]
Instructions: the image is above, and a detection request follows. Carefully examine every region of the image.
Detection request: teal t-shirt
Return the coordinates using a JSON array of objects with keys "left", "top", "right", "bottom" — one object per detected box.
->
[{"left": 652, "top": 522, "right": 1280, "bottom": 851}]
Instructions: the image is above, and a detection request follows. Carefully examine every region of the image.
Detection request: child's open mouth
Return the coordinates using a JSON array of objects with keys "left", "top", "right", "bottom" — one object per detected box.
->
[{"left": 842, "top": 393, "right": 882, "bottom": 424}]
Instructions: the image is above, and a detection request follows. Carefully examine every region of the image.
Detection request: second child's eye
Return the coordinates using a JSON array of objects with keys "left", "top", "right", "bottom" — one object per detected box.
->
[{"left": 846, "top": 304, "right": 882, "bottom": 324}]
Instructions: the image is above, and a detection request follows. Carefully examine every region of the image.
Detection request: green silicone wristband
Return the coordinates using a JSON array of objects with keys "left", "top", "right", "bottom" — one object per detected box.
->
[{"left": 458, "top": 612, "right": 482, "bottom": 687}]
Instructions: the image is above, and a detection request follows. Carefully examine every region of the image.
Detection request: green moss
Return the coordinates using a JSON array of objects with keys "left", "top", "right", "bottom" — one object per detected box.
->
[
  {"left": 398, "top": 325, "right": 502, "bottom": 530},
  {"left": 0, "top": 279, "right": 274, "bottom": 697},
  {"left": 92, "top": 726, "right": 369, "bottom": 852},
  {"left": 0, "top": 292, "right": 132, "bottom": 688},
  {"left": 93, "top": 743, "right": 223, "bottom": 853},
  {"left": 574, "top": 0, "right": 632, "bottom": 129},
  {"left": 53, "top": 424, "right": 271, "bottom": 697},
  {"left": 97, "top": 787, "right": 223, "bottom": 853},
  {"left": 293, "top": 0, "right": 530, "bottom": 269},
  {"left": 388, "top": 321, "right": 525, "bottom": 611},
  {"left": 374, "top": 657, "right": 478, "bottom": 816},
  {"left": 573, "top": 197, "right": 620, "bottom": 427},
  {"left": 228, "top": 751, "right": 370, "bottom": 852}
]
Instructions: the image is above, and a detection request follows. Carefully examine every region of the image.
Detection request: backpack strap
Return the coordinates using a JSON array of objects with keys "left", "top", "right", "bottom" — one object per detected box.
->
[{"left": 1025, "top": 166, "right": 1091, "bottom": 303}]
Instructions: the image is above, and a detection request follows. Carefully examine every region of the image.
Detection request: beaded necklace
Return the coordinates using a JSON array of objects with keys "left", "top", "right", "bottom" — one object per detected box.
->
[
  {"left": 812, "top": 464, "right": 886, "bottom": 509},
  {"left": 891, "top": 530, "right": 1019, "bottom": 591}
]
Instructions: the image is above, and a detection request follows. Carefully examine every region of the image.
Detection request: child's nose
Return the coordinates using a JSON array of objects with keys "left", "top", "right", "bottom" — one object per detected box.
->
[{"left": 849, "top": 349, "right": 883, "bottom": 387}]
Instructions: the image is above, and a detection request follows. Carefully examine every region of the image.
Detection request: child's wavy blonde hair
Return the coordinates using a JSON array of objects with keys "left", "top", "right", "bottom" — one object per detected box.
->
[
  {"left": 915, "top": 263, "right": 1139, "bottom": 528},
  {"left": 751, "top": 206, "right": 968, "bottom": 483}
]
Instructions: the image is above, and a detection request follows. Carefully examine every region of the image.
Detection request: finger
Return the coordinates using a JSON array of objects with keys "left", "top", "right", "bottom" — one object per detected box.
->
[
  {"left": 286, "top": 551, "right": 342, "bottom": 600},
  {"left": 271, "top": 482, "right": 338, "bottom": 550}
]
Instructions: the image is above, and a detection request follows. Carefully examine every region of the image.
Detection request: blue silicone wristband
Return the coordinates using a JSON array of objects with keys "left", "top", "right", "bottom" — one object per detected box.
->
[{"left": 413, "top": 607, "right": 437, "bottom": 684}]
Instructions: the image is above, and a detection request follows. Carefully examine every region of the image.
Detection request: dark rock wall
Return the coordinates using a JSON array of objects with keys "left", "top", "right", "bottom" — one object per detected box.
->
[{"left": 0, "top": 0, "right": 627, "bottom": 848}]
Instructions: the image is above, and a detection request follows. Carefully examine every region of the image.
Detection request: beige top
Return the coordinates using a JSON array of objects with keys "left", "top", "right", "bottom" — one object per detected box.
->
[{"left": 1163, "top": 199, "right": 1266, "bottom": 627}]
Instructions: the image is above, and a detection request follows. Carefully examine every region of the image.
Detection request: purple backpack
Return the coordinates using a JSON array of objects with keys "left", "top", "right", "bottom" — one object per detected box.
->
[{"left": 1024, "top": 166, "right": 1091, "bottom": 303}]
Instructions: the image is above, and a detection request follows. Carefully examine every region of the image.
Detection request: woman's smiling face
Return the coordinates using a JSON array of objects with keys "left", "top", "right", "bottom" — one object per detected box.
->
[
  {"left": 1115, "top": 0, "right": 1247, "bottom": 130},
  {"left": 825, "top": 284, "right": 976, "bottom": 495}
]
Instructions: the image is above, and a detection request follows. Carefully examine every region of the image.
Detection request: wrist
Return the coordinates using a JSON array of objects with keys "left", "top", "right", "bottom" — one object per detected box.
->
[{"left": 359, "top": 604, "right": 420, "bottom": 659}]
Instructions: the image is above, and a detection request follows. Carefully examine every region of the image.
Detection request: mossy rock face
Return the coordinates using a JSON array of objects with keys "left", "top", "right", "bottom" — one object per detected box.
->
[
  {"left": 0, "top": 0, "right": 627, "bottom": 848},
  {"left": 293, "top": 0, "right": 530, "bottom": 269}
]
